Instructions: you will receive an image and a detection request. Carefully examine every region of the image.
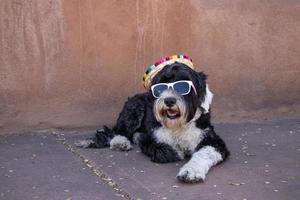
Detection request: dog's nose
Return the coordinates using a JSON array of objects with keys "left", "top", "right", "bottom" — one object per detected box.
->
[{"left": 164, "top": 97, "right": 176, "bottom": 107}]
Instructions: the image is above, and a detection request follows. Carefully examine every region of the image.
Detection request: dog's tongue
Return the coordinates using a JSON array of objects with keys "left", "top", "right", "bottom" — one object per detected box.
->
[
  {"left": 166, "top": 109, "right": 179, "bottom": 118},
  {"left": 167, "top": 109, "right": 177, "bottom": 116}
]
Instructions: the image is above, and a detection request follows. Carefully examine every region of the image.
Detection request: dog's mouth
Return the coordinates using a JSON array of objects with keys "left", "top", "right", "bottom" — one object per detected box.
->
[{"left": 163, "top": 108, "right": 181, "bottom": 119}]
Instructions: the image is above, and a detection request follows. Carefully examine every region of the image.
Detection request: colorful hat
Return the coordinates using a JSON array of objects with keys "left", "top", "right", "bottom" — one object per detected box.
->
[{"left": 142, "top": 54, "right": 194, "bottom": 89}]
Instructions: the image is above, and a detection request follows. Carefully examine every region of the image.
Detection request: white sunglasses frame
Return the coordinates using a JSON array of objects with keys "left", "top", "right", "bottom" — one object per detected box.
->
[{"left": 151, "top": 80, "right": 197, "bottom": 98}]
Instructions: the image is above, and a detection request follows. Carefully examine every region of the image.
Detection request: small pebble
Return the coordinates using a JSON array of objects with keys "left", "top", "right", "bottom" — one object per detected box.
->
[
  {"left": 108, "top": 182, "right": 115, "bottom": 187},
  {"left": 64, "top": 189, "right": 69, "bottom": 193},
  {"left": 172, "top": 185, "right": 179, "bottom": 188},
  {"left": 229, "top": 182, "right": 242, "bottom": 186},
  {"left": 213, "top": 185, "right": 217, "bottom": 187},
  {"left": 85, "top": 163, "right": 91, "bottom": 168},
  {"left": 274, "top": 189, "right": 279, "bottom": 192},
  {"left": 9, "top": 170, "right": 13, "bottom": 173},
  {"left": 265, "top": 181, "right": 270, "bottom": 184},
  {"left": 244, "top": 161, "right": 248, "bottom": 164},
  {"left": 265, "top": 164, "right": 269, "bottom": 167},
  {"left": 140, "top": 170, "right": 145, "bottom": 173},
  {"left": 162, "top": 197, "right": 167, "bottom": 200},
  {"left": 242, "top": 145, "right": 248, "bottom": 150}
]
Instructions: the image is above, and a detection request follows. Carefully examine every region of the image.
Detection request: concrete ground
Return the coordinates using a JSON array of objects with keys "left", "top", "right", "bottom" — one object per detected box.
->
[{"left": 0, "top": 118, "right": 299, "bottom": 200}]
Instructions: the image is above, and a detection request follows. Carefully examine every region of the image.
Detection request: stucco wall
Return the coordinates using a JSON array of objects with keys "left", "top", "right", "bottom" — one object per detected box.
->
[{"left": 1, "top": 0, "right": 299, "bottom": 132}]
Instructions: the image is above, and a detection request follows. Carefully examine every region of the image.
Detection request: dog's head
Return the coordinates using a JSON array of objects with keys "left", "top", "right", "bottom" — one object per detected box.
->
[{"left": 150, "top": 62, "right": 213, "bottom": 129}]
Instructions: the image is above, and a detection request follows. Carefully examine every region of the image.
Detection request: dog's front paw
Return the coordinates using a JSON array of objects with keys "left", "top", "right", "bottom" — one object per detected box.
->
[
  {"left": 151, "top": 143, "right": 181, "bottom": 163},
  {"left": 177, "top": 164, "right": 206, "bottom": 183},
  {"left": 110, "top": 135, "right": 132, "bottom": 151}
]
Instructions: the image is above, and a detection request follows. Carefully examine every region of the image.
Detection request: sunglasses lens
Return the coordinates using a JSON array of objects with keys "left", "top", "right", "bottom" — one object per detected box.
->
[
  {"left": 152, "top": 84, "right": 168, "bottom": 97},
  {"left": 173, "top": 81, "right": 190, "bottom": 95}
]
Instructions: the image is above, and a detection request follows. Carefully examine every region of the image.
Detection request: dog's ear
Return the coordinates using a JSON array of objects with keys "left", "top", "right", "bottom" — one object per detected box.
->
[{"left": 195, "top": 72, "right": 213, "bottom": 113}]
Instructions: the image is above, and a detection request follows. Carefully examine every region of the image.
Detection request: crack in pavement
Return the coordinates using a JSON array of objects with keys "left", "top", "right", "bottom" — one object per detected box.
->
[{"left": 51, "top": 130, "right": 133, "bottom": 200}]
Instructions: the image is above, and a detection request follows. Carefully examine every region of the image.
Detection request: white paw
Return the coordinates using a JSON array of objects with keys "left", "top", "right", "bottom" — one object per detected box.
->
[
  {"left": 75, "top": 139, "right": 94, "bottom": 148},
  {"left": 177, "top": 164, "right": 206, "bottom": 183},
  {"left": 109, "top": 135, "right": 132, "bottom": 151}
]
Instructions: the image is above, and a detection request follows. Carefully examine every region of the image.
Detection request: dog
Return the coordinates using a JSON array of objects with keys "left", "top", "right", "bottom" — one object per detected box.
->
[{"left": 76, "top": 55, "right": 230, "bottom": 183}]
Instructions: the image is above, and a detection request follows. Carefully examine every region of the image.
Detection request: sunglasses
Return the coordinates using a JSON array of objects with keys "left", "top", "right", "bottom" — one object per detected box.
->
[{"left": 151, "top": 80, "right": 197, "bottom": 98}]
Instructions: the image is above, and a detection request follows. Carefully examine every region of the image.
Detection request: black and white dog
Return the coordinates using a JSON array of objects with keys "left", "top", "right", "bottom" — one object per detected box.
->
[{"left": 76, "top": 60, "right": 229, "bottom": 183}]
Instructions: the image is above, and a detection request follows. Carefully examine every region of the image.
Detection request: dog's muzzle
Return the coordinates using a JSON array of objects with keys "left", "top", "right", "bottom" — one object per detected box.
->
[{"left": 154, "top": 89, "right": 187, "bottom": 129}]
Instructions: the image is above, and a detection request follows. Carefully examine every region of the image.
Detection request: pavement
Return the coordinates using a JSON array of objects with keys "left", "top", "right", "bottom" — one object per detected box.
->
[{"left": 0, "top": 118, "right": 299, "bottom": 200}]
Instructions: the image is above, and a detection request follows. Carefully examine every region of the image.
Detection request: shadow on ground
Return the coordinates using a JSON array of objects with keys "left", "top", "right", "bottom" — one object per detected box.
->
[{"left": 1, "top": 118, "right": 299, "bottom": 200}]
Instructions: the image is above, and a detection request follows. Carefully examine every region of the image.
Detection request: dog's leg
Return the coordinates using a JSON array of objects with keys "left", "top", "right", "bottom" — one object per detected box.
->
[
  {"left": 138, "top": 133, "right": 182, "bottom": 163},
  {"left": 109, "top": 94, "right": 146, "bottom": 151},
  {"left": 177, "top": 129, "right": 230, "bottom": 183},
  {"left": 75, "top": 126, "right": 113, "bottom": 148},
  {"left": 177, "top": 146, "right": 222, "bottom": 183},
  {"left": 76, "top": 94, "right": 146, "bottom": 150}
]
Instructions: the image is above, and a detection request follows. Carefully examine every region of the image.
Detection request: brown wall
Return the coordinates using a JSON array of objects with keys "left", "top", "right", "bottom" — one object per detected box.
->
[{"left": 1, "top": 0, "right": 299, "bottom": 132}]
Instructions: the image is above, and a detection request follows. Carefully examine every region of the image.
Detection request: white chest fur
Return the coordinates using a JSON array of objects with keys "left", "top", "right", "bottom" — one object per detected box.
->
[{"left": 153, "top": 122, "right": 205, "bottom": 158}]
